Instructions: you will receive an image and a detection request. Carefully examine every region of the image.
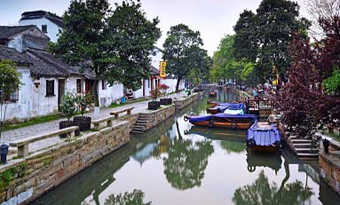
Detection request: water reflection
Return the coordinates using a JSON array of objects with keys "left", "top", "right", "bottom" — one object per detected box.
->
[
  {"left": 103, "top": 189, "right": 151, "bottom": 205},
  {"left": 31, "top": 94, "right": 340, "bottom": 205},
  {"left": 233, "top": 170, "right": 313, "bottom": 205},
  {"left": 163, "top": 136, "right": 213, "bottom": 190},
  {"left": 246, "top": 152, "right": 282, "bottom": 173}
]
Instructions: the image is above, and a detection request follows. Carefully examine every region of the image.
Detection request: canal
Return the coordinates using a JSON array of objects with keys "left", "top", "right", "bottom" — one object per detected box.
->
[{"left": 32, "top": 90, "right": 340, "bottom": 205}]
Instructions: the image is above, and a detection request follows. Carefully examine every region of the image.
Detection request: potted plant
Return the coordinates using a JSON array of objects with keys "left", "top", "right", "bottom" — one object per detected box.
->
[
  {"left": 148, "top": 87, "right": 161, "bottom": 110},
  {"left": 159, "top": 84, "right": 172, "bottom": 105},
  {"left": 74, "top": 92, "right": 93, "bottom": 132},
  {"left": 59, "top": 92, "right": 79, "bottom": 137}
]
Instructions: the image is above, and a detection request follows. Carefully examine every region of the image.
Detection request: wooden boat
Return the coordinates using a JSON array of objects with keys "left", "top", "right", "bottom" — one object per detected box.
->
[
  {"left": 184, "top": 113, "right": 257, "bottom": 130},
  {"left": 246, "top": 122, "right": 282, "bottom": 153},
  {"left": 206, "top": 102, "right": 246, "bottom": 114}
]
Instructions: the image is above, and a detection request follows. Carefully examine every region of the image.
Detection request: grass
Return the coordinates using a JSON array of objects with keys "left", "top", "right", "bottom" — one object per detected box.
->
[
  {"left": 110, "top": 97, "right": 150, "bottom": 108},
  {"left": 2, "top": 114, "right": 62, "bottom": 132}
]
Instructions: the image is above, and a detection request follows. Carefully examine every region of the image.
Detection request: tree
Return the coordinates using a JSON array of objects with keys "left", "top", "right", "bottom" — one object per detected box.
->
[
  {"left": 163, "top": 24, "right": 204, "bottom": 92},
  {"left": 187, "top": 47, "right": 212, "bottom": 85},
  {"left": 0, "top": 60, "right": 21, "bottom": 141},
  {"left": 105, "top": 0, "right": 161, "bottom": 90},
  {"left": 211, "top": 35, "right": 256, "bottom": 85},
  {"left": 104, "top": 189, "right": 151, "bottom": 205},
  {"left": 51, "top": 0, "right": 160, "bottom": 106},
  {"left": 272, "top": 5, "right": 340, "bottom": 137},
  {"left": 233, "top": 0, "right": 311, "bottom": 83}
]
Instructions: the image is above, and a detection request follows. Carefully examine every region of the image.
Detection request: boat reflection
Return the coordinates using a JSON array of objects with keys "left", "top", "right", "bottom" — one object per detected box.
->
[{"left": 246, "top": 152, "right": 282, "bottom": 173}]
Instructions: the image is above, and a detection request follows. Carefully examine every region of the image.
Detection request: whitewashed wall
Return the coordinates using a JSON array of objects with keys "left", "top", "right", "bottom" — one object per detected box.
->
[
  {"left": 19, "top": 17, "right": 61, "bottom": 42},
  {"left": 98, "top": 80, "right": 124, "bottom": 107},
  {"left": 3, "top": 68, "right": 59, "bottom": 122},
  {"left": 161, "top": 78, "right": 185, "bottom": 93}
]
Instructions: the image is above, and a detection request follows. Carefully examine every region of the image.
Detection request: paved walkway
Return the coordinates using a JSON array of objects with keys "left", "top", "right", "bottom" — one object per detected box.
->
[{"left": 3, "top": 92, "right": 186, "bottom": 144}]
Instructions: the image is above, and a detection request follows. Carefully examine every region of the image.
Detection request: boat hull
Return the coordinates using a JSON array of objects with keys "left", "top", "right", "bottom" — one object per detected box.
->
[{"left": 191, "top": 121, "right": 252, "bottom": 129}]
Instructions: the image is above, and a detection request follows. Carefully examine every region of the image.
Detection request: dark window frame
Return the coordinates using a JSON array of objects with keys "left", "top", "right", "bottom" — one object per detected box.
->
[
  {"left": 76, "top": 79, "right": 82, "bottom": 93},
  {"left": 102, "top": 80, "right": 107, "bottom": 90},
  {"left": 42, "top": 25, "right": 47, "bottom": 33},
  {"left": 46, "top": 80, "right": 55, "bottom": 97}
]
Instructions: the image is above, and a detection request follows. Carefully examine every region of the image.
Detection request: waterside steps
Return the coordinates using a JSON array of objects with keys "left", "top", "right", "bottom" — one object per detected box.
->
[
  {"left": 288, "top": 136, "right": 319, "bottom": 159},
  {"left": 131, "top": 113, "right": 151, "bottom": 134}
]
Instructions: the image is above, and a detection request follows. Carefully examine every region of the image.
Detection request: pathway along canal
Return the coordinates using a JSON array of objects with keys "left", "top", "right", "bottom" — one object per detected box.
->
[{"left": 32, "top": 91, "right": 340, "bottom": 205}]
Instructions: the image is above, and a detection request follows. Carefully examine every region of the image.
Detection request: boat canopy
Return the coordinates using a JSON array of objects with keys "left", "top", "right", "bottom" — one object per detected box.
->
[
  {"left": 247, "top": 123, "right": 281, "bottom": 147},
  {"left": 189, "top": 113, "right": 258, "bottom": 123},
  {"left": 210, "top": 102, "right": 246, "bottom": 113}
]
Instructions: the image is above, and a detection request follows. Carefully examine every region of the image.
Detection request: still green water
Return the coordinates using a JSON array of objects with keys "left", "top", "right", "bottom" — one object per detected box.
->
[{"left": 32, "top": 91, "right": 340, "bottom": 205}]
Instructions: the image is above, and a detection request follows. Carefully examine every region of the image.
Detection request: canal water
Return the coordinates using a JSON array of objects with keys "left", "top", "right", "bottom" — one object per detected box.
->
[{"left": 33, "top": 90, "right": 340, "bottom": 205}]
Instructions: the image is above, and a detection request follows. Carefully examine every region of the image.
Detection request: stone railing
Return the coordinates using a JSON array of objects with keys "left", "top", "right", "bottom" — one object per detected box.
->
[
  {"left": 91, "top": 116, "right": 116, "bottom": 130},
  {"left": 0, "top": 120, "right": 131, "bottom": 204},
  {"left": 9, "top": 126, "right": 79, "bottom": 157},
  {"left": 173, "top": 93, "right": 199, "bottom": 110}
]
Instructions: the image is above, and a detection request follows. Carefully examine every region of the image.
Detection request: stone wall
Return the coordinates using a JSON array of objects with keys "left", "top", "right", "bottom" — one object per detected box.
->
[
  {"left": 140, "top": 105, "right": 175, "bottom": 131},
  {"left": 0, "top": 121, "right": 130, "bottom": 205},
  {"left": 319, "top": 139, "right": 340, "bottom": 196},
  {"left": 173, "top": 93, "right": 199, "bottom": 111}
]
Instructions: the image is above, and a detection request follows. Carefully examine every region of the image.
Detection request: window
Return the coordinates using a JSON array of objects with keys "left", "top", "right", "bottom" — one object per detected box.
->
[
  {"left": 42, "top": 25, "right": 47, "bottom": 33},
  {"left": 102, "top": 80, "right": 107, "bottom": 90},
  {"left": 0, "top": 90, "right": 19, "bottom": 103},
  {"left": 76, "top": 79, "right": 82, "bottom": 93},
  {"left": 46, "top": 80, "right": 55, "bottom": 97}
]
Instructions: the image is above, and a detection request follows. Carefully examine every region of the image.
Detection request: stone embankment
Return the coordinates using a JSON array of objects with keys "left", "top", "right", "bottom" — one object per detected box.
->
[{"left": 0, "top": 92, "right": 200, "bottom": 205}]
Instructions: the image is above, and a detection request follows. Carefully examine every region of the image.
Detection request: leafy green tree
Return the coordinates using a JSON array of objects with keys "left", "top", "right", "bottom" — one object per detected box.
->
[
  {"left": 211, "top": 35, "right": 256, "bottom": 85},
  {"left": 105, "top": 0, "right": 161, "bottom": 90},
  {"left": 187, "top": 47, "right": 212, "bottom": 85},
  {"left": 323, "top": 68, "right": 340, "bottom": 95},
  {"left": 51, "top": 0, "right": 160, "bottom": 106},
  {"left": 0, "top": 60, "right": 21, "bottom": 140},
  {"left": 163, "top": 24, "right": 205, "bottom": 92},
  {"left": 233, "top": 0, "right": 311, "bottom": 83},
  {"left": 104, "top": 189, "right": 151, "bottom": 205}
]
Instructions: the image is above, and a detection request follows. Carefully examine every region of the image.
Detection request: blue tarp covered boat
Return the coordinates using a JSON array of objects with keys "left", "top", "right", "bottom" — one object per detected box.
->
[
  {"left": 184, "top": 113, "right": 257, "bottom": 129},
  {"left": 207, "top": 102, "right": 246, "bottom": 114},
  {"left": 246, "top": 122, "right": 282, "bottom": 152}
]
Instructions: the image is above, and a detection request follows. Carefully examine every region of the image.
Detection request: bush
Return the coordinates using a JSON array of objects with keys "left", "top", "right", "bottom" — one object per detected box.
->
[{"left": 59, "top": 92, "right": 77, "bottom": 122}]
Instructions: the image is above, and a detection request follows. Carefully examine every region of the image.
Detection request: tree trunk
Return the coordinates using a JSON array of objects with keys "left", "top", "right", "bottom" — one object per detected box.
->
[
  {"left": 92, "top": 80, "right": 99, "bottom": 107},
  {"left": 176, "top": 76, "right": 182, "bottom": 93}
]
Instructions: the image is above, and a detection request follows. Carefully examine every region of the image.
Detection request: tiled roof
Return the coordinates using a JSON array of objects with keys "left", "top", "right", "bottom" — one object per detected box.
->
[
  {"left": 150, "top": 66, "right": 159, "bottom": 75},
  {"left": 0, "top": 25, "right": 36, "bottom": 40},
  {"left": 20, "top": 10, "right": 64, "bottom": 28},
  {"left": 0, "top": 45, "right": 66, "bottom": 77},
  {"left": 23, "top": 35, "right": 50, "bottom": 50},
  {"left": 27, "top": 48, "right": 96, "bottom": 79}
]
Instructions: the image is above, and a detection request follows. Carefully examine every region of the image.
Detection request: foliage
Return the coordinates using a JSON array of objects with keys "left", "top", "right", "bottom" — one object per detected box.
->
[
  {"left": 50, "top": 0, "right": 160, "bottom": 105},
  {"left": 233, "top": 0, "right": 311, "bottom": 83},
  {"left": 163, "top": 24, "right": 208, "bottom": 92},
  {"left": 59, "top": 92, "right": 78, "bottom": 122},
  {"left": 272, "top": 5, "right": 340, "bottom": 137},
  {"left": 104, "top": 189, "right": 151, "bottom": 205},
  {"left": 0, "top": 163, "right": 27, "bottom": 191},
  {"left": 232, "top": 171, "right": 313, "bottom": 205},
  {"left": 0, "top": 60, "right": 22, "bottom": 139},
  {"left": 104, "top": 0, "right": 161, "bottom": 90},
  {"left": 163, "top": 137, "right": 213, "bottom": 190},
  {"left": 210, "top": 35, "right": 256, "bottom": 85},
  {"left": 150, "top": 87, "right": 161, "bottom": 101},
  {"left": 158, "top": 84, "right": 169, "bottom": 98},
  {"left": 77, "top": 92, "right": 93, "bottom": 115},
  {"left": 323, "top": 68, "right": 340, "bottom": 95}
]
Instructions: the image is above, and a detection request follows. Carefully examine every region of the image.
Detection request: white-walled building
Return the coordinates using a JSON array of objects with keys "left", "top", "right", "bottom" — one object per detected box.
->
[{"left": 19, "top": 10, "right": 63, "bottom": 43}]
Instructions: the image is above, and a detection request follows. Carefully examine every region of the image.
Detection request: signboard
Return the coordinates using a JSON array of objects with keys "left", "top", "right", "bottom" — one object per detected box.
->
[{"left": 159, "top": 61, "right": 167, "bottom": 78}]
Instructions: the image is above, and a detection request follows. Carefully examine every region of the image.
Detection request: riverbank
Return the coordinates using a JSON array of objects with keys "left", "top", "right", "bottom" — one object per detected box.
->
[{"left": 0, "top": 93, "right": 200, "bottom": 204}]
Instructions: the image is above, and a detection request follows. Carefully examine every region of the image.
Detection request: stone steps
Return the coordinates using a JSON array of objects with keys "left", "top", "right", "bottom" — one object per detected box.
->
[
  {"left": 131, "top": 114, "right": 150, "bottom": 134},
  {"left": 289, "top": 137, "right": 319, "bottom": 159}
]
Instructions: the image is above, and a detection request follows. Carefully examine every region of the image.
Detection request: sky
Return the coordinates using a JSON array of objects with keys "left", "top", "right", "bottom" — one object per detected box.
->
[{"left": 0, "top": 0, "right": 310, "bottom": 56}]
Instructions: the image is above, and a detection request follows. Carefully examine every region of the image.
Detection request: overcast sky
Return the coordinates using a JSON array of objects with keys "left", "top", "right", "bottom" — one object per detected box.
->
[{"left": 0, "top": 0, "right": 310, "bottom": 55}]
